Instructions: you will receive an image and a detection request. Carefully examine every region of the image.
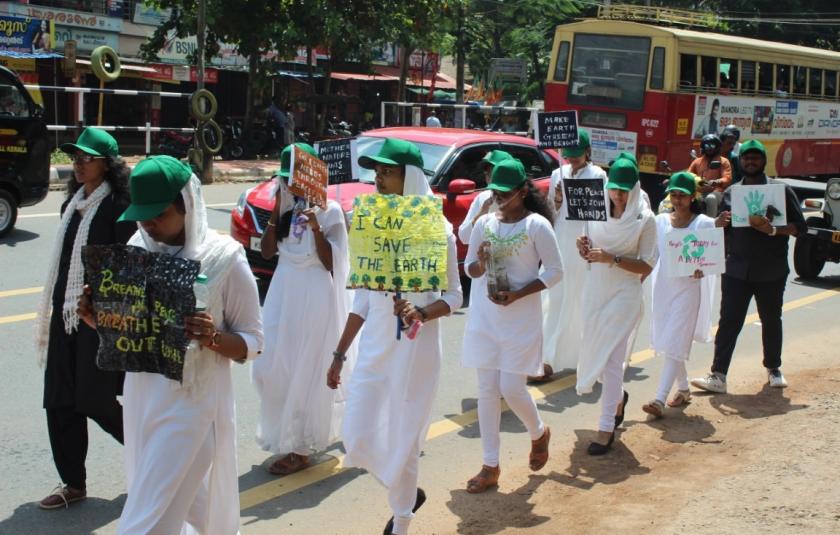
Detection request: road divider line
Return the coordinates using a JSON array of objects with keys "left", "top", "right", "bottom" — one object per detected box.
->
[
  {"left": 238, "top": 285, "right": 840, "bottom": 511},
  {"left": 0, "top": 312, "right": 37, "bottom": 324},
  {"left": 0, "top": 287, "right": 42, "bottom": 298}
]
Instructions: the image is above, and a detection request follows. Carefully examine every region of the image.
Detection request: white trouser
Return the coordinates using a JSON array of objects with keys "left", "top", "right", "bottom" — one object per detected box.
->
[
  {"left": 477, "top": 369, "right": 545, "bottom": 467},
  {"left": 599, "top": 342, "right": 628, "bottom": 433},
  {"left": 655, "top": 357, "right": 689, "bottom": 403},
  {"left": 387, "top": 441, "right": 420, "bottom": 535}
]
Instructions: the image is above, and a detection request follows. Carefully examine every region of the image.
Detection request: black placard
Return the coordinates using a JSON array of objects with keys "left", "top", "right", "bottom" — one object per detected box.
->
[
  {"left": 563, "top": 178, "right": 607, "bottom": 221},
  {"left": 82, "top": 244, "right": 201, "bottom": 382},
  {"left": 535, "top": 110, "right": 579, "bottom": 149},
  {"left": 318, "top": 138, "right": 354, "bottom": 185}
]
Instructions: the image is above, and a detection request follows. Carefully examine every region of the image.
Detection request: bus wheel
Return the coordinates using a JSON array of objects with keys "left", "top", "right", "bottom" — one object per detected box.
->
[{"left": 0, "top": 189, "right": 17, "bottom": 237}]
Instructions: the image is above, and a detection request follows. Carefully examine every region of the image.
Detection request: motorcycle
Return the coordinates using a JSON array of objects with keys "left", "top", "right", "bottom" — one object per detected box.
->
[
  {"left": 220, "top": 118, "right": 245, "bottom": 160},
  {"left": 158, "top": 130, "right": 194, "bottom": 159}
]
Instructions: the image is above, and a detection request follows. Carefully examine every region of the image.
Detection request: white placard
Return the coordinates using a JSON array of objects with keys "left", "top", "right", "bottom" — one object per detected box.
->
[
  {"left": 588, "top": 127, "right": 638, "bottom": 167},
  {"left": 730, "top": 184, "right": 787, "bottom": 228},
  {"left": 664, "top": 227, "right": 726, "bottom": 277}
]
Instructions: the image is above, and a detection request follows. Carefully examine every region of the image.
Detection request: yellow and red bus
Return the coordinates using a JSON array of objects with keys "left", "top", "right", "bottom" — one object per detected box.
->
[{"left": 546, "top": 9, "right": 840, "bottom": 195}]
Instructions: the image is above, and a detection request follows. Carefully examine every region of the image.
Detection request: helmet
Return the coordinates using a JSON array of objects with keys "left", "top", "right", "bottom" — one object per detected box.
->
[
  {"left": 700, "top": 134, "right": 721, "bottom": 155},
  {"left": 720, "top": 124, "right": 740, "bottom": 141}
]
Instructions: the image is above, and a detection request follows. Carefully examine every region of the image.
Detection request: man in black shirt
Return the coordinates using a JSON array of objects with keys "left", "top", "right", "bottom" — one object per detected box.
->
[{"left": 691, "top": 139, "right": 806, "bottom": 393}]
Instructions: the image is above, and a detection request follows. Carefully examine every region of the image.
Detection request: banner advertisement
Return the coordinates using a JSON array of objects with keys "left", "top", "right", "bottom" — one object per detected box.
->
[
  {"left": 692, "top": 94, "right": 840, "bottom": 140},
  {"left": 663, "top": 227, "right": 726, "bottom": 277},
  {"left": 347, "top": 194, "right": 448, "bottom": 292},
  {"left": 0, "top": 2, "right": 123, "bottom": 32},
  {"left": 0, "top": 16, "right": 53, "bottom": 54},
  {"left": 589, "top": 127, "right": 638, "bottom": 167},
  {"left": 83, "top": 245, "right": 201, "bottom": 383}
]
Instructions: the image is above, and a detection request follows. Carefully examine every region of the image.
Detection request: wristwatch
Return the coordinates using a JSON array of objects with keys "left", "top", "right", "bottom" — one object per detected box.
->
[{"left": 613, "top": 255, "right": 622, "bottom": 265}]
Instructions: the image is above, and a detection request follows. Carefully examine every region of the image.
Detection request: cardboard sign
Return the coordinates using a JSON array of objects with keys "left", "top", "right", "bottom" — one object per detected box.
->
[
  {"left": 347, "top": 194, "right": 448, "bottom": 292},
  {"left": 730, "top": 184, "right": 787, "bottom": 228},
  {"left": 82, "top": 245, "right": 201, "bottom": 383},
  {"left": 534, "top": 110, "right": 579, "bottom": 149},
  {"left": 317, "top": 137, "right": 357, "bottom": 185},
  {"left": 664, "top": 227, "right": 726, "bottom": 277},
  {"left": 289, "top": 145, "right": 328, "bottom": 208},
  {"left": 563, "top": 178, "right": 607, "bottom": 221}
]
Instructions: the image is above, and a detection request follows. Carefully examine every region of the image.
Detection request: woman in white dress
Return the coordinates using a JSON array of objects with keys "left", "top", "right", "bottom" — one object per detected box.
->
[
  {"left": 326, "top": 138, "right": 462, "bottom": 535},
  {"left": 252, "top": 143, "right": 353, "bottom": 475},
  {"left": 642, "top": 172, "right": 722, "bottom": 418},
  {"left": 457, "top": 149, "right": 513, "bottom": 245},
  {"left": 461, "top": 159, "right": 563, "bottom": 493},
  {"left": 541, "top": 130, "right": 607, "bottom": 377},
  {"left": 80, "top": 156, "right": 264, "bottom": 534},
  {"left": 576, "top": 158, "right": 657, "bottom": 455}
]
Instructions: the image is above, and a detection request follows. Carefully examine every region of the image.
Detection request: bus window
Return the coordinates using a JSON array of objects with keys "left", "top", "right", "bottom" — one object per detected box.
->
[
  {"left": 679, "top": 54, "right": 697, "bottom": 90},
  {"left": 701, "top": 56, "right": 717, "bottom": 89},
  {"left": 720, "top": 59, "right": 738, "bottom": 90},
  {"left": 794, "top": 66, "right": 807, "bottom": 95},
  {"left": 758, "top": 63, "right": 773, "bottom": 94},
  {"left": 650, "top": 47, "right": 665, "bottom": 90},
  {"left": 825, "top": 71, "right": 838, "bottom": 98},
  {"left": 741, "top": 61, "right": 756, "bottom": 93},
  {"left": 809, "top": 68, "right": 823, "bottom": 97},
  {"left": 553, "top": 41, "right": 570, "bottom": 82},
  {"left": 568, "top": 34, "right": 650, "bottom": 110},
  {"left": 776, "top": 65, "right": 791, "bottom": 95}
]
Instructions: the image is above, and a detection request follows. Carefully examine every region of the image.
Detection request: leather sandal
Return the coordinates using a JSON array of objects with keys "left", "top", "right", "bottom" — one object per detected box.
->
[
  {"left": 527, "top": 363, "right": 555, "bottom": 383},
  {"left": 466, "top": 465, "right": 500, "bottom": 494},
  {"left": 38, "top": 485, "right": 86, "bottom": 510},
  {"left": 667, "top": 389, "right": 692, "bottom": 407},
  {"left": 529, "top": 426, "right": 551, "bottom": 471},
  {"left": 642, "top": 399, "right": 665, "bottom": 419},
  {"left": 268, "top": 453, "right": 310, "bottom": 476}
]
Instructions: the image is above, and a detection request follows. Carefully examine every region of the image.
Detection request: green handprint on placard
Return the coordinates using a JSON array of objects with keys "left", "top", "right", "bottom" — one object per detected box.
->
[{"left": 744, "top": 190, "right": 765, "bottom": 216}]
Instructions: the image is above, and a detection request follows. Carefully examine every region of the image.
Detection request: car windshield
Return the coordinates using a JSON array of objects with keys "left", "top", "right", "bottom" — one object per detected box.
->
[{"left": 354, "top": 136, "right": 450, "bottom": 183}]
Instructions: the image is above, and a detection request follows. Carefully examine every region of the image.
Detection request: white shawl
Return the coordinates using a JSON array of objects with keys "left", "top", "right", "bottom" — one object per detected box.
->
[{"left": 589, "top": 181, "right": 652, "bottom": 256}]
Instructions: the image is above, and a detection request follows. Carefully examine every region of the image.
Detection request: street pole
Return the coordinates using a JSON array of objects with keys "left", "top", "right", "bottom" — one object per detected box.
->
[
  {"left": 455, "top": 0, "right": 465, "bottom": 128},
  {"left": 196, "top": 0, "right": 213, "bottom": 183}
]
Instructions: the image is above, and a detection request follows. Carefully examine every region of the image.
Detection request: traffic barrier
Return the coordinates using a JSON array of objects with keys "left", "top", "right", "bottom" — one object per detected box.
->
[{"left": 46, "top": 123, "right": 195, "bottom": 156}]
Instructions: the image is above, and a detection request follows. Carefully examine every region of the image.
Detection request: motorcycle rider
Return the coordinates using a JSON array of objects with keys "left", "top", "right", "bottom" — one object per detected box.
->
[{"left": 688, "top": 134, "right": 731, "bottom": 217}]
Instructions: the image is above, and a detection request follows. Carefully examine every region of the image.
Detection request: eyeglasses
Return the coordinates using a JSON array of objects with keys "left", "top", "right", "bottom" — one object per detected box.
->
[{"left": 72, "top": 154, "right": 105, "bottom": 164}]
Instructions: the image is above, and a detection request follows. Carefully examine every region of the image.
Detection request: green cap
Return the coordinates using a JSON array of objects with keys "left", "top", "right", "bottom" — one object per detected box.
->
[
  {"left": 561, "top": 130, "right": 590, "bottom": 158},
  {"left": 487, "top": 159, "right": 526, "bottom": 192},
  {"left": 615, "top": 151, "right": 637, "bottom": 166},
  {"left": 118, "top": 155, "right": 192, "bottom": 222},
  {"left": 60, "top": 127, "right": 119, "bottom": 158},
  {"left": 739, "top": 139, "right": 766, "bottom": 158},
  {"left": 606, "top": 158, "right": 639, "bottom": 191},
  {"left": 358, "top": 137, "right": 424, "bottom": 169},
  {"left": 482, "top": 149, "right": 513, "bottom": 168},
  {"left": 277, "top": 142, "right": 318, "bottom": 179},
  {"left": 665, "top": 171, "right": 697, "bottom": 195}
]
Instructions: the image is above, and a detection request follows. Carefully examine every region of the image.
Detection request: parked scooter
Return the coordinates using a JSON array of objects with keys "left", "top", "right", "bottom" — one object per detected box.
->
[{"left": 158, "top": 130, "right": 194, "bottom": 159}]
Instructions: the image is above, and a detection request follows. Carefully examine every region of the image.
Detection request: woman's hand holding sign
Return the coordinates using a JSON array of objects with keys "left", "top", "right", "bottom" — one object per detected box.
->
[
  {"left": 77, "top": 285, "right": 96, "bottom": 329},
  {"left": 576, "top": 235, "right": 591, "bottom": 260},
  {"left": 184, "top": 312, "right": 217, "bottom": 348}
]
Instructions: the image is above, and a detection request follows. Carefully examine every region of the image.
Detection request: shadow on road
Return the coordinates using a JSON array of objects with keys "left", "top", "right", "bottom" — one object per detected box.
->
[
  {"left": 446, "top": 476, "right": 551, "bottom": 535},
  {"left": 551, "top": 429, "right": 651, "bottom": 491},
  {"left": 704, "top": 383, "right": 808, "bottom": 419},
  {"left": 0, "top": 495, "right": 124, "bottom": 534},
  {"left": 791, "top": 276, "right": 840, "bottom": 290},
  {"left": 631, "top": 411, "right": 719, "bottom": 444},
  {"left": 0, "top": 228, "right": 40, "bottom": 246}
]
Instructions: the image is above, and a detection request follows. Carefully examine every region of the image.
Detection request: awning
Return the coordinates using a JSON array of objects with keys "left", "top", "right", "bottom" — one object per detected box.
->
[
  {"left": 0, "top": 50, "right": 63, "bottom": 59},
  {"left": 331, "top": 71, "right": 398, "bottom": 81},
  {"left": 277, "top": 70, "right": 323, "bottom": 78},
  {"left": 369, "top": 66, "right": 470, "bottom": 91}
]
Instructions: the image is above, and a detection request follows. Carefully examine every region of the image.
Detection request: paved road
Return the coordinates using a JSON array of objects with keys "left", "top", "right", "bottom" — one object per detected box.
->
[{"left": 1, "top": 185, "right": 838, "bottom": 534}]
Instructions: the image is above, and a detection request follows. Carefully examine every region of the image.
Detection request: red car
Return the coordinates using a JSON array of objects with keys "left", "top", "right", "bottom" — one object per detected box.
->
[{"left": 230, "top": 127, "right": 560, "bottom": 279}]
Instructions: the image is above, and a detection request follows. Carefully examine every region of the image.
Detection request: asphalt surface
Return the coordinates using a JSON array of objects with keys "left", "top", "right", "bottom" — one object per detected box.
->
[{"left": 1, "top": 183, "right": 839, "bottom": 534}]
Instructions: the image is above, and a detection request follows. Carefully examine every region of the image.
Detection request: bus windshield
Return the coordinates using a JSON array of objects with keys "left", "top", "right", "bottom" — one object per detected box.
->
[{"left": 568, "top": 34, "right": 650, "bottom": 110}]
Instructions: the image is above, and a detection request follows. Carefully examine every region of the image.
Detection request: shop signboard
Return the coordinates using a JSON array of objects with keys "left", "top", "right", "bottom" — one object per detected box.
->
[
  {"left": 132, "top": 4, "right": 172, "bottom": 26},
  {"left": 588, "top": 127, "right": 638, "bottom": 167},
  {"left": 55, "top": 25, "right": 118, "bottom": 54},
  {"left": 0, "top": 2, "right": 123, "bottom": 32}
]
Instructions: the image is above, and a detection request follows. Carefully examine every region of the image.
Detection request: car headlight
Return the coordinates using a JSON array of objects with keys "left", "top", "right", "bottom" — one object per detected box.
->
[{"left": 828, "top": 182, "right": 840, "bottom": 201}]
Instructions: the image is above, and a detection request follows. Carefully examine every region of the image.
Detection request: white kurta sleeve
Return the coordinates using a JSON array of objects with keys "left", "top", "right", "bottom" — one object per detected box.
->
[
  {"left": 350, "top": 288, "right": 371, "bottom": 320},
  {"left": 637, "top": 214, "right": 659, "bottom": 268},
  {"left": 533, "top": 217, "right": 564, "bottom": 288},
  {"left": 458, "top": 194, "right": 484, "bottom": 244},
  {"left": 464, "top": 215, "right": 488, "bottom": 280},
  {"left": 221, "top": 254, "right": 264, "bottom": 360},
  {"left": 547, "top": 167, "right": 562, "bottom": 219},
  {"left": 439, "top": 232, "right": 463, "bottom": 313}
]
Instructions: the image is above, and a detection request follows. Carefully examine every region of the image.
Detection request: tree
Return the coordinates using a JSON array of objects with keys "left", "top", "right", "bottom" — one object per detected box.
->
[
  {"left": 361, "top": 273, "right": 372, "bottom": 288},
  {"left": 408, "top": 277, "right": 423, "bottom": 291},
  {"left": 375, "top": 275, "right": 387, "bottom": 290},
  {"left": 427, "top": 274, "right": 440, "bottom": 290}
]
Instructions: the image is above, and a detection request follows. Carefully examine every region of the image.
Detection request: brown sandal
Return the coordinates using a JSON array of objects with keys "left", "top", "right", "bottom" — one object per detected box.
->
[
  {"left": 527, "top": 363, "right": 555, "bottom": 383},
  {"left": 268, "top": 453, "right": 310, "bottom": 476},
  {"left": 529, "top": 426, "right": 551, "bottom": 471},
  {"left": 466, "top": 465, "right": 500, "bottom": 494}
]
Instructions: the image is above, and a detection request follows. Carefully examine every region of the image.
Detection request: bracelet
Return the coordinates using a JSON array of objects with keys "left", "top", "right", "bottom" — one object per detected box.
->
[
  {"left": 209, "top": 331, "right": 222, "bottom": 348},
  {"left": 332, "top": 351, "right": 347, "bottom": 362},
  {"left": 266, "top": 221, "right": 276, "bottom": 227}
]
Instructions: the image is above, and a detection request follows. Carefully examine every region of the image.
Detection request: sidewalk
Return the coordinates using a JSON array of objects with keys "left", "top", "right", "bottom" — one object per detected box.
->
[{"left": 50, "top": 157, "right": 280, "bottom": 187}]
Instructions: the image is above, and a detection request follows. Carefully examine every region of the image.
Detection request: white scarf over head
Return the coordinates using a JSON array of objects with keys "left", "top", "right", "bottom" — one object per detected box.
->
[
  {"left": 589, "top": 181, "right": 652, "bottom": 253},
  {"left": 128, "top": 174, "right": 242, "bottom": 392},
  {"left": 35, "top": 180, "right": 112, "bottom": 367}
]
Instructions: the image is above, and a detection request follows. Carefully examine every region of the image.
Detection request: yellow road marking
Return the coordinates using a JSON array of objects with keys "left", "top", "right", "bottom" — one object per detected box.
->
[
  {"left": 0, "top": 286, "right": 42, "bottom": 298},
  {"left": 0, "top": 312, "right": 37, "bottom": 324},
  {"left": 238, "top": 287, "right": 840, "bottom": 511}
]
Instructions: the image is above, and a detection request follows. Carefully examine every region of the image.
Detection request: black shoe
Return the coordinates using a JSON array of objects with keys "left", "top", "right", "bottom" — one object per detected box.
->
[
  {"left": 383, "top": 488, "right": 426, "bottom": 535},
  {"left": 587, "top": 432, "right": 615, "bottom": 456},
  {"left": 614, "top": 390, "right": 629, "bottom": 428}
]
